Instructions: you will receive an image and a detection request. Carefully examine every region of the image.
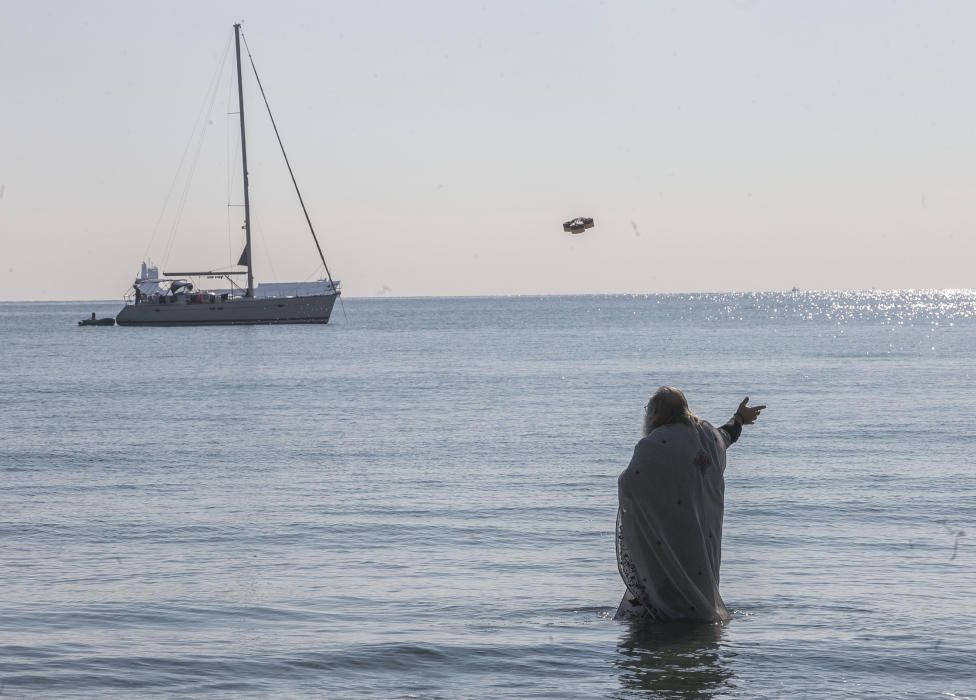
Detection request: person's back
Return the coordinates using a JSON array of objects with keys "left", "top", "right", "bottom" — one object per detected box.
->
[{"left": 615, "top": 388, "right": 763, "bottom": 622}]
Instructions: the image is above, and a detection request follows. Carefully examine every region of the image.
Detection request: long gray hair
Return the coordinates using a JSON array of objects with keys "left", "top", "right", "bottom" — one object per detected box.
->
[{"left": 642, "top": 386, "right": 697, "bottom": 436}]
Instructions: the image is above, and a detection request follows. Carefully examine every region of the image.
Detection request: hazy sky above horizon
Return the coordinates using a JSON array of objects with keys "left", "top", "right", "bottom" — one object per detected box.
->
[{"left": 2, "top": 0, "right": 975, "bottom": 300}]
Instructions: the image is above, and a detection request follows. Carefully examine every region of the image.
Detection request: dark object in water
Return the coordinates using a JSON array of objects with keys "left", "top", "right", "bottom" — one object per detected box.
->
[
  {"left": 78, "top": 317, "right": 116, "bottom": 327},
  {"left": 563, "top": 217, "right": 595, "bottom": 234}
]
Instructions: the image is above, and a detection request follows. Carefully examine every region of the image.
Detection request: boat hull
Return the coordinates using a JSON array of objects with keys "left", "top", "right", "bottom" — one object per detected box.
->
[{"left": 116, "top": 293, "right": 338, "bottom": 326}]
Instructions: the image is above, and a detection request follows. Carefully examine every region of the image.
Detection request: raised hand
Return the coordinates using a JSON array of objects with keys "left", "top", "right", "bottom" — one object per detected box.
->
[{"left": 736, "top": 397, "right": 766, "bottom": 425}]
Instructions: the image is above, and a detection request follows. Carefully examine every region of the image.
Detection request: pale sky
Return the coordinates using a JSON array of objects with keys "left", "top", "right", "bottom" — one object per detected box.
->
[{"left": 2, "top": 0, "right": 975, "bottom": 300}]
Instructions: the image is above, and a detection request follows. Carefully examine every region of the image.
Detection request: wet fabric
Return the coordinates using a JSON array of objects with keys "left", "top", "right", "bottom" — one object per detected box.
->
[{"left": 615, "top": 419, "right": 732, "bottom": 622}]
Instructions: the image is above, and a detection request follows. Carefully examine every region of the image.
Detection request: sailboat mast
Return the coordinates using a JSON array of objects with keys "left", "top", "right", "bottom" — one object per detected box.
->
[{"left": 234, "top": 23, "right": 254, "bottom": 298}]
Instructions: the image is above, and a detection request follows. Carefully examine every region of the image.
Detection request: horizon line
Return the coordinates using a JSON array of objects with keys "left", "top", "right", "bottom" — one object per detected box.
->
[{"left": 3, "top": 287, "right": 976, "bottom": 304}]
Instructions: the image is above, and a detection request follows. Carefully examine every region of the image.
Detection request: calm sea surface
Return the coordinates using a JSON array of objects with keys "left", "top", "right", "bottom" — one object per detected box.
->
[{"left": 1, "top": 292, "right": 974, "bottom": 698}]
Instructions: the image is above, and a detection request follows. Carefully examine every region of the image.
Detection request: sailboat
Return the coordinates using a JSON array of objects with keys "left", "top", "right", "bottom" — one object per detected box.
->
[{"left": 117, "top": 24, "right": 340, "bottom": 326}]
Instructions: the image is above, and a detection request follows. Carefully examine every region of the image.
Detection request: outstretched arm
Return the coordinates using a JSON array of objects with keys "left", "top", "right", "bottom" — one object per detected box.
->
[{"left": 718, "top": 396, "right": 766, "bottom": 445}]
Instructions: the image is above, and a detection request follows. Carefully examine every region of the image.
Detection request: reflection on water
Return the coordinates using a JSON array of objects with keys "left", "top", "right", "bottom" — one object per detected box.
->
[{"left": 614, "top": 620, "right": 733, "bottom": 699}]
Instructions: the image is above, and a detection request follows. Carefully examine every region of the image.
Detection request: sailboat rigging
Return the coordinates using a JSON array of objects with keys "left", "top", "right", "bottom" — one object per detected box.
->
[{"left": 117, "top": 23, "right": 341, "bottom": 326}]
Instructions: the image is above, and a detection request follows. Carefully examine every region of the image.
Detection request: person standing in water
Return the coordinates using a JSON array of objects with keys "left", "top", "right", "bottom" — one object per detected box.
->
[{"left": 615, "top": 387, "right": 764, "bottom": 622}]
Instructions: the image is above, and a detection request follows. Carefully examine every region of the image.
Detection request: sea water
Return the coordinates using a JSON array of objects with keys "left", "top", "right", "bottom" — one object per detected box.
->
[{"left": 1, "top": 292, "right": 974, "bottom": 698}]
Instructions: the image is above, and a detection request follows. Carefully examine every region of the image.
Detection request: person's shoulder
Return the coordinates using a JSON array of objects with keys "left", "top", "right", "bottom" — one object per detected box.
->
[
  {"left": 695, "top": 419, "right": 724, "bottom": 435},
  {"left": 631, "top": 435, "right": 666, "bottom": 467},
  {"left": 634, "top": 433, "right": 663, "bottom": 452},
  {"left": 694, "top": 419, "right": 729, "bottom": 444}
]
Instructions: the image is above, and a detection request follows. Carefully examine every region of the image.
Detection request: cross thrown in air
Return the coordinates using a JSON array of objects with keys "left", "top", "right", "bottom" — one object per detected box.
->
[{"left": 563, "top": 216, "right": 595, "bottom": 234}]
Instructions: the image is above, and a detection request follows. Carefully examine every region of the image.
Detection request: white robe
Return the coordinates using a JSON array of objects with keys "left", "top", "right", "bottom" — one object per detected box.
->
[{"left": 615, "top": 419, "right": 731, "bottom": 622}]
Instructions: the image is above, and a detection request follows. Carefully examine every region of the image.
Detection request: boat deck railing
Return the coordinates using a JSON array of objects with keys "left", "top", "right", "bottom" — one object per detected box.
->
[{"left": 124, "top": 288, "right": 339, "bottom": 305}]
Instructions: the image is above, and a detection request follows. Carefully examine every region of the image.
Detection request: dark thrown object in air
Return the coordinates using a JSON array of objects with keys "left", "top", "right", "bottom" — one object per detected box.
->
[
  {"left": 563, "top": 217, "right": 595, "bottom": 234},
  {"left": 78, "top": 317, "right": 116, "bottom": 327}
]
